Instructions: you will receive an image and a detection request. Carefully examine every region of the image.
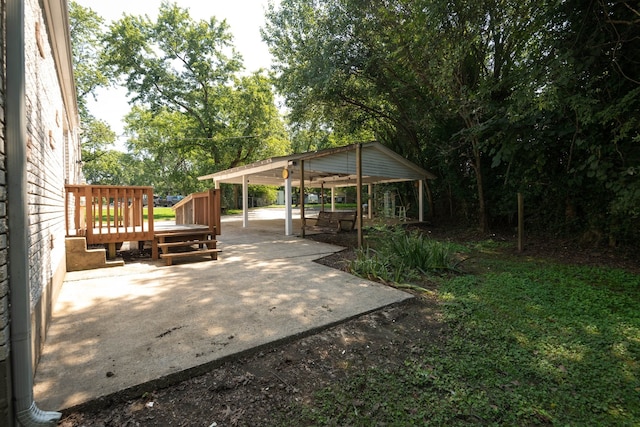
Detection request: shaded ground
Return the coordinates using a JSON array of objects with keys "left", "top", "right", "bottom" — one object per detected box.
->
[{"left": 58, "top": 225, "right": 638, "bottom": 426}]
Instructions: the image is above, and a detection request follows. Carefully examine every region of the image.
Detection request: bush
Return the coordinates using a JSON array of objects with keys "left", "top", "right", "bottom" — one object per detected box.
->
[{"left": 349, "top": 227, "right": 459, "bottom": 284}]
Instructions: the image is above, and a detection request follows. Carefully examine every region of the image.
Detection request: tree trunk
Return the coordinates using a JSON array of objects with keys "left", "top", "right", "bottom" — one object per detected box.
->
[
  {"left": 461, "top": 108, "right": 490, "bottom": 233},
  {"left": 472, "top": 137, "right": 490, "bottom": 233},
  {"left": 233, "top": 185, "right": 239, "bottom": 209}
]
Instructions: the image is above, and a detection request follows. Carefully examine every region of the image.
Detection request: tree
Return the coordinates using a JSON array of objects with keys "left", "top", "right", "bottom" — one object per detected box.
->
[
  {"left": 121, "top": 71, "right": 290, "bottom": 196},
  {"left": 70, "top": 1, "right": 122, "bottom": 184},
  {"left": 103, "top": 1, "right": 289, "bottom": 177},
  {"left": 82, "top": 150, "right": 140, "bottom": 185},
  {"left": 79, "top": 118, "right": 116, "bottom": 163},
  {"left": 264, "top": 0, "right": 639, "bottom": 241},
  {"left": 123, "top": 106, "right": 201, "bottom": 195},
  {"left": 69, "top": 1, "right": 111, "bottom": 119},
  {"left": 264, "top": 0, "right": 538, "bottom": 231},
  {"left": 543, "top": 0, "right": 640, "bottom": 242}
]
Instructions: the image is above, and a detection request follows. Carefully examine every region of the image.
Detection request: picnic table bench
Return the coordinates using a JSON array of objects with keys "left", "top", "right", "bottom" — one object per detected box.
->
[{"left": 306, "top": 210, "right": 357, "bottom": 233}]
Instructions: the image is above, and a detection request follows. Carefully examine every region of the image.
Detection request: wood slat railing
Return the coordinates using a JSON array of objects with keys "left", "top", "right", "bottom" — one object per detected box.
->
[
  {"left": 65, "top": 185, "right": 155, "bottom": 245},
  {"left": 172, "top": 188, "right": 221, "bottom": 235}
]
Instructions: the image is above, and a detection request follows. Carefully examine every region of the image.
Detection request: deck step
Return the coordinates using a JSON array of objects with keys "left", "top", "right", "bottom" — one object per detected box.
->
[
  {"left": 159, "top": 248, "right": 222, "bottom": 266},
  {"left": 152, "top": 228, "right": 219, "bottom": 264},
  {"left": 157, "top": 240, "right": 216, "bottom": 249},
  {"left": 154, "top": 230, "right": 212, "bottom": 238}
]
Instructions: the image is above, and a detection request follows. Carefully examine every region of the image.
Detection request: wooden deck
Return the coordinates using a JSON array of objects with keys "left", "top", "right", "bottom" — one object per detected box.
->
[{"left": 65, "top": 185, "right": 221, "bottom": 262}]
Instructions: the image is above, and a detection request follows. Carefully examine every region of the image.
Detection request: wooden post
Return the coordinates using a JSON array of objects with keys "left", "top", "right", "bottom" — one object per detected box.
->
[
  {"left": 367, "top": 184, "right": 373, "bottom": 219},
  {"left": 418, "top": 180, "right": 424, "bottom": 222},
  {"left": 108, "top": 243, "right": 117, "bottom": 259},
  {"left": 331, "top": 187, "right": 336, "bottom": 211},
  {"left": 146, "top": 187, "right": 154, "bottom": 235},
  {"left": 356, "top": 143, "right": 363, "bottom": 248},
  {"left": 518, "top": 193, "right": 524, "bottom": 252}
]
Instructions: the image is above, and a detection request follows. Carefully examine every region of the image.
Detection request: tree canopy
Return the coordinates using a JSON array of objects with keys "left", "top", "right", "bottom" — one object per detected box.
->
[
  {"left": 70, "top": 1, "right": 120, "bottom": 182},
  {"left": 264, "top": 0, "right": 640, "bottom": 242},
  {"left": 71, "top": 1, "right": 289, "bottom": 196},
  {"left": 102, "top": 1, "right": 289, "bottom": 190}
]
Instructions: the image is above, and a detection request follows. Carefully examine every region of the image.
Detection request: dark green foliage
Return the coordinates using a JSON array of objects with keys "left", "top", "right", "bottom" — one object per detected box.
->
[
  {"left": 349, "top": 226, "right": 461, "bottom": 284},
  {"left": 264, "top": 0, "right": 640, "bottom": 243}
]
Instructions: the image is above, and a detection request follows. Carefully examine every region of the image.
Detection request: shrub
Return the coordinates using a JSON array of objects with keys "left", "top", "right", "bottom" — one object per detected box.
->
[{"left": 349, "top": 227, "right": 459, "bottom": 284}]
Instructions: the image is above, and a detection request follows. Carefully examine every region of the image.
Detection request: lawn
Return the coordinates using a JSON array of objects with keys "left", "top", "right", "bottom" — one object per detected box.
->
[
  {"left": 145, "top": 206, "right": 175, "bottom": 221},
  {"left": 91, "top": 206, "right": 176, "bottom": 222},
  {"left": 281, "top": 233, "right": 640, "bottom": 426}
]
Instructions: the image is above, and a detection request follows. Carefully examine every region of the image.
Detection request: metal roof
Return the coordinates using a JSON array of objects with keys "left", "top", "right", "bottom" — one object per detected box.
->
[{"left": 198, "top": 141, "right": 436, "bottom": 188}]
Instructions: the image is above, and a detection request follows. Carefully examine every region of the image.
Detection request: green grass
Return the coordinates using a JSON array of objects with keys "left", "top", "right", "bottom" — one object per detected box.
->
[
  {"left": 278, "top": 243, "right": 640, "bottom": 426},
  {"left": 92, "top": 206, "right": 176, "bottom": 222},
  {"left": 147, "top": 206, "right": 175, "bottom": 221}
]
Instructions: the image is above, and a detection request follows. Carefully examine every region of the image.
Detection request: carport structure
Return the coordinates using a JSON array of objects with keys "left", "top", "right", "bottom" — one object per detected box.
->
[{"left": 198, "top": 141, "right": 436, "bottom": 244}]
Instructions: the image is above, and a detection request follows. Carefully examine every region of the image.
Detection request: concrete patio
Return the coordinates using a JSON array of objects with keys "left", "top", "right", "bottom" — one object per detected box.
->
[{"left": 33, "top": 210, "right": 412, "bottom": 411}]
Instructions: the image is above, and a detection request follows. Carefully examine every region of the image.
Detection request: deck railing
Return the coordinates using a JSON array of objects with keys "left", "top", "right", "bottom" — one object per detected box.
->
[
  {"left": 173, "top": 188, "right": 221, "bottom": 235},
  {"left": 65, "top": 185, "right": 155, "bottom": 245}
]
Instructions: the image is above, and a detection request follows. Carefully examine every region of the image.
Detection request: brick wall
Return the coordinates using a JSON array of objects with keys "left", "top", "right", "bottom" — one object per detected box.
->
[
  {"left": 25, "top": 0, "right": 69, "bottom": 367},
  {"left": 0, "top": 0, "right": 12, "bottom": 421},
  {"left": 1, "top": 0, "right": 81, "bottom": 423}
]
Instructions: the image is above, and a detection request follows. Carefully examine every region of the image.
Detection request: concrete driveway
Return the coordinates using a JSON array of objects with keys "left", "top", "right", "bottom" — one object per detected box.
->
[{"left": 34, "top": 211, "right": 412, "bottom": 410}]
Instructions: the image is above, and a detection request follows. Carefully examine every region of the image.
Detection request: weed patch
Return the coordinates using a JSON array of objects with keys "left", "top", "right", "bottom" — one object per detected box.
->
[{"left": 348, "top": 227, "right": 461, "bottom": 285}]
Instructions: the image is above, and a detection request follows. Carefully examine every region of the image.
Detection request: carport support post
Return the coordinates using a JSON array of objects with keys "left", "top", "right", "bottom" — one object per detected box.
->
[
  {"left": 242, "top": 175, "right": 249, "bottom": 228},
  {"left": 367, "top": 184, "right": 373, "bottom": 219},
  {"left": 300, "top": 160, "right": 305, "bottom": 237},
  {"left": 419, "top": 179, "right": 424, "bottom": 222},
  {"left": 331, "top": 188, "right": 336, "bottom": 211},
  {"left": 284, "top": 174, "right": 293, "bottom": 236},
  {"left": 356, "top": 143, "right": 363, "bottom": 248}
]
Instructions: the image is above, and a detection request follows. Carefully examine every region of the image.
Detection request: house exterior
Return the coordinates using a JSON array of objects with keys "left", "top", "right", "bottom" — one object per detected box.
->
[{"left": 1, "top": 0, "right": 82, "bottom": 424}]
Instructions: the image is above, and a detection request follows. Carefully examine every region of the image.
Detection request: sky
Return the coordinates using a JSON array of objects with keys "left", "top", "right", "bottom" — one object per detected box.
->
[{"left": 74, "top": 0, "right": 278, "bottom": 145}]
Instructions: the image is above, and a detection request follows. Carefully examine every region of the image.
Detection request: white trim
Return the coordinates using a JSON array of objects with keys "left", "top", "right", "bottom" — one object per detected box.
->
[{"left": 42, "top": 0, "right": 79, "bottom": 129}]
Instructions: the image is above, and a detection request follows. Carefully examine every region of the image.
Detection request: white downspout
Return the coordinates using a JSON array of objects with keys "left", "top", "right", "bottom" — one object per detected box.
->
[{"left": 7, "top": 0, "right": 62, "bottom": 424}]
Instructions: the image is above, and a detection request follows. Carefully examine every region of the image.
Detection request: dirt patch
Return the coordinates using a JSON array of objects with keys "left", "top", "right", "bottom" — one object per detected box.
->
[{"left": 59, "top": 295, "right": 441, "bottom": 426}]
